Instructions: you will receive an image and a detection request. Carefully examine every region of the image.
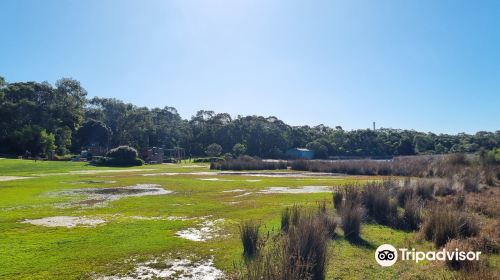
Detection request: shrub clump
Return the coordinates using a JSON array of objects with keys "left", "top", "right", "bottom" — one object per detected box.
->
[
  {"left": 211, "top": 156, "right": 287, "bottom": 170},
  {"left": 284, "top": 215, "right": 328, "bottom": 280},
  {"left": 361, "top": 182, "right": 397, "bottom": 226},
  {"left": 341, "top": 200, "right": 364, "bottom": 241},
  {"left": 243, "top": 208, "right": 330, "bottom": 280},
  {"left": 240, "top": 220, "right": 261, "bottom": 258},
  {"left": 421, "top": 207, "right": 479, "bottom": 247},
  {"left": 333, "top": 190, "right": 343, "bottom": 211},
  {"left": 400, "top": 196, "right": 422, "bottom": 231},
  {"left": 444, "top": 239, "right": 480, "bottom": 271},
  {"left": 93, "top": 146, "right": 143, "bottom": 166}
]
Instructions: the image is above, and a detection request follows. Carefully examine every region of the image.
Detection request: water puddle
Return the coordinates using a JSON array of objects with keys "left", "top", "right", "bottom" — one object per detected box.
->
[
  {"left": 55, "top": 184, "right": 172, "bottom": 208},
  {"left": 258, "top": 186, "right": 332, "bottom": 194}
]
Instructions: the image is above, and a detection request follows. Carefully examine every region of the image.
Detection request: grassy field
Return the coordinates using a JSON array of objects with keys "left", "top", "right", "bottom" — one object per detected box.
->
[{"left": 0, "top": 159, "right": 492, "bottom": 279}]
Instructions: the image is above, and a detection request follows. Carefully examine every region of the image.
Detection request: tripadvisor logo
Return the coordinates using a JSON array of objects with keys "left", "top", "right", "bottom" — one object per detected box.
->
[
  {"left": 375, "top": 244, "right": 482, "bottom": 267},
  {"left": 375, "top": 244, "right": 398, "bottom": 267}
]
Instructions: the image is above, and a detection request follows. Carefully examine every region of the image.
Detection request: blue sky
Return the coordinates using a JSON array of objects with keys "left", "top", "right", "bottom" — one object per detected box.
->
[{"left": 1, "top": 0, "right": 499, "bottom": 134}]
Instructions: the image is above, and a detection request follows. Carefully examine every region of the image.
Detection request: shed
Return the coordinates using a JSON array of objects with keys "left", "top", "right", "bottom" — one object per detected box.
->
[{"left": 286, "top": 148, "right": 314, "bottom": 159}]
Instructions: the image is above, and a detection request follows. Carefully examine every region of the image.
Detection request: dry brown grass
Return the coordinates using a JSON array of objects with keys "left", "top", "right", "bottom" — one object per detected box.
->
[{"left": 465, "top": 188, "right": 500, "bottom": 218}]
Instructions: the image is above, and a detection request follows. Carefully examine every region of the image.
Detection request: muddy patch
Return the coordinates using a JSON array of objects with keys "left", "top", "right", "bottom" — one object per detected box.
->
[
  {"left": 22, "top": 216, "right": 106, "bottom": 228},
  {"left": 176, "top": 219, "right": 225, "bottom": 242},
  {"left": 0, "top": 176, "right": 33, "bottom": 182},
  {"left": 258, "top": 186, "right": 332, "bottom": 194},
  {"left": 56, "top": 184, "right": 172, "bottom": 208},
  {"left": 98, "top": 256, "right": 225, "bottom": 280}
]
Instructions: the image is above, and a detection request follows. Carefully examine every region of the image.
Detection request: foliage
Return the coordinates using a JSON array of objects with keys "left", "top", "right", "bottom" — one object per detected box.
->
[
  {"left": 232, "top": 143, "right": 247, "bottom": 157},
  {"left": 240, "top": 220, "right": 260, "bottom": 258},
  {"left": 1, "top": 76, "right": 499, "bottom": 159},
  {"left": 421, "top": 206, "right": 479, "bottom": 247},
  {"left": 341, "top": 200, "right": 364, "bottom": 241},
  {"left": 210, "top": 157, "right": 287, "bottom": 170},
  {"left": 243, "top": 208, "right": 329, "bottom": 280},
  {"left": 205, "top": 143, "right": 223, "bottom": 157},
  {"left": 192, "top": 157, "right": 224, "bottom": 163},
  {"left": 76, "top": 119, "right": 110, "bottom": 148},
  {"left": 95, "top": 145, "right": 143, "bottom": 166}
]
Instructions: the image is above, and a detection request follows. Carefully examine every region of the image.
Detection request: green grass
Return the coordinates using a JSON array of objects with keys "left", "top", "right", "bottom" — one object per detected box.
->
[{"left": 0, "top": 159, "right": 485, "bottom": 279}]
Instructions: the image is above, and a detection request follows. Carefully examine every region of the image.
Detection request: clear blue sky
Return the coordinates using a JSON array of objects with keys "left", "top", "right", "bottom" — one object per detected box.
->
[{"left": 1, "top": 0, "right": 499, "bottom": 134}]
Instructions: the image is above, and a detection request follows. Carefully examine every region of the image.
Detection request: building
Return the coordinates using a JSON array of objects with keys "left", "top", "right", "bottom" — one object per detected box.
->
[
  {"left": 140, "top": 147, "right": 164, "bottom": 164},
  {"left": 286, "top": 148, "right": 315, "bottom": 159}
]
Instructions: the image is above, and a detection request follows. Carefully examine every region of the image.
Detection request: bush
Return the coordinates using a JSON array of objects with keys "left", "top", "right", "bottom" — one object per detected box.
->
[
  {"left": 240, "top": 220, "right": 260, "bottom": 258},
  {"left": 461, "top": 170, "right": 480, "bottom": 193},
  {"left": 415, "top": 179, "right": 435, "bottom": 201},
  {"left": 401, "top": 196, "right": 422, "bottom": 231},
  {"left": 341, "top": 201, "right": 364, "bottom": 241},
  {"left": 396, "top": 186, "right": 414, "bottom": 207},
  {"left": 362, "top": 182, "right": 397, "bottom": 225},
  {"left": 434, "top": 181, "right": 456, "bottom": 197},
  {"left": 333, "top": 190, "right": 343, "bottom": 211},
  {"left": 93, "top": 146, "right": 143, "bottom": 167},
  {"left": 281, "top": 207, "right": 291, "bottom": 232},
  {"left": 319, "top": 213, "right": 337, "bottom": 238},
  {"left": 193, "top": 157, "right": 224, "bottom": 163},
  {"left": 421, "top": 207, "right": 479, "bottom": 247},
  {"left": 210, "top": 157, "right": 287, "bottom": 171},
  {"left": 284, "top": 215, "right": 328, "bottom": 280},
  {"left": 444, "top": 239, "right": 480, "bottom": 271},
  {"left": 242, "top": 208, "right": 329, "bottom": 280}
]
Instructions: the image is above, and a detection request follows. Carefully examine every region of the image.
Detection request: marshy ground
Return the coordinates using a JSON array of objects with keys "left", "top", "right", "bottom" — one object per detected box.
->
[{"left": 0, "top": 159, "right": 498, "bottom": 279}]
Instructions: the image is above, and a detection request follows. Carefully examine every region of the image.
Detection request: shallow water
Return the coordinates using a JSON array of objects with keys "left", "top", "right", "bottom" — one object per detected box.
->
[
  {"left": 258, "top": 186, "right": 332, "bottom": 194},
  {"left": 56, "top": 184, "right": 172, "bottom": 208}
]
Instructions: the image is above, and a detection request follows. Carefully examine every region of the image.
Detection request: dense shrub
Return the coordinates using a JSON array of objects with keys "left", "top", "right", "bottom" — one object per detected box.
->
[
  {"left": 290, "top": 155, "right": 500, "bottom": 187},
  {"left": 211, "top": 157, "right": 287, "bottom": 170},
  {"left": 444, "top": 239, "right": 480, "bottom": 271},
  {"left": 284, "top": 215, "right": 328, "bottom": 280},
  {"left": 281, "top": 207, "right": 291, "bottom": 232},
  {"left": 396, "top": 186, "right": 414, "bottom": 207},
  {"left": 92, "top": 146, "right": 143, "bottom": 166},
  {"left": 460, "top": 170, "right": 480, "bottom": 193},
  {"left": 421, "top": 207, "right": 479, "bottom": 247},
  {"left": 243, "top": 208, "right": 329, "bottom": 280},
  {"left": 240, "top": 220, "right": 261, "bottom": 258},
  {"left": 401, "top": 196, "right": 422, "bottom": 230},
  {"left": 434, "top": 181, "right": 456, "bottom": 197},
  {"left": 333, "top": 190, "right": 343, "bottom": 211},
  {"left": 341, "top": 201, "right": 364, "bottom": 241},
  {"left": 193, "top": 157, "right": 224, "bottom": 163},
  {"left": 415, "top": 180, "right": 435, "bottom": 201},
  {"left": 361, "top": 182, "right": 397, "bottom": 225},
  {"left": 319, "top": 213, "right": 337, "bottom": 238}
]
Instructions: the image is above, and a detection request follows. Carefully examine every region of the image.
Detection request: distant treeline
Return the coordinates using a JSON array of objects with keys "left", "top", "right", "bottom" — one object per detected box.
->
[{"left": 0, "top": 76, "right": 499, "bottom": 158}]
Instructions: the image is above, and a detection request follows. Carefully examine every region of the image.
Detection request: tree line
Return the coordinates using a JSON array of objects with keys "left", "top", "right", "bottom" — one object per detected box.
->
[{"left": 0, "top": 76, "right": 498, "bottom": 159}]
